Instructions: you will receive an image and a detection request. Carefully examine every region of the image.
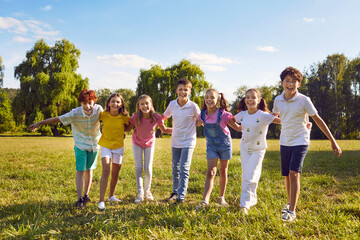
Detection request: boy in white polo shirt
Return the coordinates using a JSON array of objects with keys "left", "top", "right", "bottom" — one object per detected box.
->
[
  {"left": 163, "top": 78, "right": 201, "bottom": 204},
  {"left": 273, "top": 67, "right": 342, "bottom": 221}
]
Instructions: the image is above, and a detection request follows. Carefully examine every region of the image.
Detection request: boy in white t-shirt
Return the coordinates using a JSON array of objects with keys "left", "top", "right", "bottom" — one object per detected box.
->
[
  {"left": 163, "top": 78, "right": 201, "bottom": 204},
  {"left": 273, "top": 67, "right": 342, "bottom": 221}
]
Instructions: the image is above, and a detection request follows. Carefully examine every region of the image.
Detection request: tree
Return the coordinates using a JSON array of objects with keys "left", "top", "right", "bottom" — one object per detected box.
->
[
  {"left": 13, "top": 39, "right": 88, "bottom": 136},
  {"left": 96, "top": 88, "right": 135, "bottom": 111},
  {"left": 0, "top": 89, "right": 15, "bottom": 132},
  {"left": 0, "top": 56, "right": 4, "bottom": 88},
  {"left": 134, "top": 59, "right": 211, "bottom": 114}
]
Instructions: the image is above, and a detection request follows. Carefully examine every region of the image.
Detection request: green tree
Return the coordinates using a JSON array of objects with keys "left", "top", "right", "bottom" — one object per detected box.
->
[
  {"left": 96, "top": 88, "right": 135, "bottom": 111},
  {"left": 134, "top": 59, "right": 211, "bottom": 114},
  {"left": 0, "top": 56, "right": 4, "bottom": 88},
  {"left": 0, "top": 89, "right": 15, "bottom": 132},
  {"left": 13, "top": 39, "right": 88, "bottom": 136}
]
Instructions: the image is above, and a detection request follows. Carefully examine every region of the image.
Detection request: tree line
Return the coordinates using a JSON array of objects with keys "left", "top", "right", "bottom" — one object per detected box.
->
[{"left": 0, "top": 39, "right": 359, "bottom": 139}]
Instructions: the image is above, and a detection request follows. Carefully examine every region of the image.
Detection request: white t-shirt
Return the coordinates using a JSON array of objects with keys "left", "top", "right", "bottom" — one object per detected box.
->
[
  {"left": 163, "top": 99, "right": 201, "bottom": 148},
  {"left": 235, "top": 110, "right": 275, "bottom": 151},
  {"left": 272, "top": 91, "right": 318, "bottom": 146}
]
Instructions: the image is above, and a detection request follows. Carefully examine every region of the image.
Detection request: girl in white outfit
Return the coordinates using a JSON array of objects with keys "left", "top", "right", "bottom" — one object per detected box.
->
[{"left": 234, "top": 89, "right": 280, "bottom": 214}]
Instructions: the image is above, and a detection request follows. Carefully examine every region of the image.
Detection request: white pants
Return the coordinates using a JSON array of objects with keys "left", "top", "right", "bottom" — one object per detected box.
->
[
  {"left": 240, "top": 148, "right": 266, "bottom": 209},
  {"left": 132, "top": 143, "right": 155, "bottom": 195}
]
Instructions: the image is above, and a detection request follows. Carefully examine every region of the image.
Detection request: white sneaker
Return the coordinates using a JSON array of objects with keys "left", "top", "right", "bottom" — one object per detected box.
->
[
  {"left": 282, "top": 203, "right": 290, "bottom": 214},
  {"left": 145, "top": 192, "right": 154, "bottom": 201},
  {"left": 98, "top": 201, "right": 105, "bottom": 210},
  {"left": 134, "top": 194, "right": 144, "bottom": 204},
  {"left": 282, "top": 210, "right": 296, "bottom": 222},
  {"left": 108, "top": 196, "right": 121, "bottom": 202},
  {"left": 240, "top": 207, "right": 249, "bottom": 215}
]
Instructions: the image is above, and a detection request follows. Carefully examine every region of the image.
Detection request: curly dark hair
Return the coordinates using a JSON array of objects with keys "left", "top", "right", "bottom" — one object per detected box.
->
[
  {"left": 77, "top": 90, "right": 98, "bottom": 103},
  {"left": 280, "top": 67, "right": 303, "bottom": 83}
]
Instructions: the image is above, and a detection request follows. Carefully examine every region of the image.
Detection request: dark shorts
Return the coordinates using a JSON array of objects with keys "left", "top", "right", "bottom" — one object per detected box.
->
[{"left": 280, "top": 145, "right": 309, "bottom": 176}]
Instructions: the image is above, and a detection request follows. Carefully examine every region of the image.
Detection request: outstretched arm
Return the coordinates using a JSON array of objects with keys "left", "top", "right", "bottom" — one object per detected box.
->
[
  {"left": 29, "top": 117, "right": 61, "bottom": 132},
  {"left": 311, "top": 114, "right": 342, "bottom": 157},
  {"left": 227, "top": 118, "right": 242, "bottom": 132},
  {"left": 124, "top": 123, "right": 135, "bottom": 132},
  {"left": 159, "top": 124, "right": 172, "bottom": 134}
]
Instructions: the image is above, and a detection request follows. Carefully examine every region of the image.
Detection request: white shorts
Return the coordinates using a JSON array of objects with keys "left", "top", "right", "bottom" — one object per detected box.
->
[{"left": 100, "top": 146, "right": 124, "bottom": 165}]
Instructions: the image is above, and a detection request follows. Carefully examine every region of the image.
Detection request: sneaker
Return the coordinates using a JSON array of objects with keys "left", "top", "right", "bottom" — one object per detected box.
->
[
  {"left": 216, "top": 197, "right": 229, "bottom": 207},
  {"left": 75, "top": 197, "right": 84, "bottom": 209},
  {"left": 145, "top": 192, "right": 154, "bottom": 201},
  {"left": 195, "top": 200, "right": 209, "bottom": 210},
  {"left": 240, "top": 207, "right": 248, "bottom": 215},
  {"left": 134, "top": 194, "right": 144, "bottom": 204},
  {"left": 282, "top": 203, "right": 290, "bottom": 214},
  {"left": 108, "top": 196, "right": 122, "bottom": 202},
  {"left": 282, "top": 210, "right": 296, "bottom": 222},
  {"left": 82, "top": 195, "right": 91, "bottom": 206},
  {"left": 170, "top": 198, "right": 184, "bottom": 206},
  {"left": 98, "top": 201, "right": 105, "bottom": 210},
  {"left": 165, "top": 193, "right": 178, "bottom": 202}
]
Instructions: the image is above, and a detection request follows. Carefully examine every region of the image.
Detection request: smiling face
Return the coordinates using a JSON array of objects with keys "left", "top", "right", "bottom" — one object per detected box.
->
[
  {"left": 282, "top": 75, "right": 301, "bottom": 99},
  {"left": 81, "top": 100, "right": 95, "bottom": 116},
  {"left": 244, "top": 90, "right": 261, "bottom": 112},
  {"left": 204, "top": 90, "right": 219, "bottom": 110},
  {"left": 138, "top": 97, "right": 152, "bottom": 115},
  {"left": 108, "top": 96, "right": 123, "bottom": 113},
  {"left": 176, "top": 84, "right": 191, "bottom": 102}
]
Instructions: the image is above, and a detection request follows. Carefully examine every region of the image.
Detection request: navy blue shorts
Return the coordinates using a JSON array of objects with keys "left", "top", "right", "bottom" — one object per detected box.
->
[{"left": 280, "top": 145, "right": 309, "bottom": 176}]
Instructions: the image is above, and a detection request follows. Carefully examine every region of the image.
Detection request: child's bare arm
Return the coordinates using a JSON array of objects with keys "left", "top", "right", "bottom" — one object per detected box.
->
[
  {"left": 159, "top": 124, "right": 172, "bottom": 134},
  {"left": 311, "top": 114, "right": 342, "bottom": 157},
  {"left": 124, "top": 123, "right": 135, "bottom": 132},
  {"left": 272, "top": 117, "right": 281, "bottom": 124},
  {"left": 196, "top": 119, "right": 203, "bottom": 127},
  {"left": 228, "top": 118, "right": 242, "bottom": 132},
  {"left": 29, "top": 117, "right": 60, "bottom": 132}
]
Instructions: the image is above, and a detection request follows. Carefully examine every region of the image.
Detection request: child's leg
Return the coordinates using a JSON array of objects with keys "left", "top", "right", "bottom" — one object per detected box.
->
[
  {"left": 83, "top": 169, "right": 92, "bottom": 196},
  {"left": 143, "top": 144, "right": 155, "bottom": 194},
  {"left": 202, "top": 158, "right": 218, "bottom": 203},
  {"left": 76, "top": 171, "right": 85, "bottom": 198},
  {"left": 132, "top": 143, "right": 145, "bottom": 195},
  {"left": 178, "top": 148, "right": 195, "bottom": 200},
  {"left": 171, "top": 148, "right": 182, "bottom": 194},
  {"left": 109, "top": 163, "right": 121, "bottom": 197},
  {"left": 288, "top": 171, "right": 300, "bottom": 212},
  {"left": 218, "top": 159, "right": 229, "bottom": 198},
  {"left": 99, "top": 157, "right": 111, "bottom": 202}
]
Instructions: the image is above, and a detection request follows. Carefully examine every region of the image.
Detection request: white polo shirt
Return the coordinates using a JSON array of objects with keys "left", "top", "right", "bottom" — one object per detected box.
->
[
  {"left": 163, "top": 99, "right": 200, "bottom": 148},
  {"left": 273, "top": 91, "right": 317, "bottom": 146}
]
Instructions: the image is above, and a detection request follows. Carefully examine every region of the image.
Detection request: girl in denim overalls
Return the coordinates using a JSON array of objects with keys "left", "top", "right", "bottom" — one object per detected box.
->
[{"left": 196, "top": 89, "right": 242, "bottom": 208}]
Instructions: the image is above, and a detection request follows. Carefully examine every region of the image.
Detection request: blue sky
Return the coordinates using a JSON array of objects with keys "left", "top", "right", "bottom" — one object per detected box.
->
[{"left": 1, "top": 0, "right": 360, "bottom": 102}]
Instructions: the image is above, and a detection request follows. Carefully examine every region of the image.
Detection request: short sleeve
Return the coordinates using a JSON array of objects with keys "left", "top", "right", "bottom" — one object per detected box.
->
[
  {"left": 124, "top": 115, "right": 130, "bottom": 124},
  {"left": 59, "top": 110, "right": 74, "bottom": 126},
  {"left": 262, "top": 111, "right": 276, "bottom": 125},
  {"left": 222, "top": 111, "right": 233, "bottom": 124},
  {"left": 304, "top": 97, "right": 318, "bottom": 116},
  {"left": 163, "top": 103, "right": 172, "bottom": 118},
  {"left": 155, "top": 113, "right": 164, "bottom": 126},
  {"left": 129, "top": 113, "right": 137, "bottom": 125},
  {"left": 193, "top": 103, "right": 201, "bottom": 117},
  {"left": 272, "top": 100, "right": 279, "bottom": 114},
  {"left": 234, "top": 112, "right": 241, "bottom": 123},
  {"left": 99, "top": 111, "right": 105, "bottom": 121}
]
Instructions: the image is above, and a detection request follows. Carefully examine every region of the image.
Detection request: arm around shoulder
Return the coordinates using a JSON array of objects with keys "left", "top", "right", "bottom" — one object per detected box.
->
[
  {"left": 311, "top": 114, "right": 342, "bottom": 157},
  {"left": 228, "top": 117, "right": 242, "bottom": 132},
  {"left": 29, "top": 117, "right": 61, "bottom": 132}
]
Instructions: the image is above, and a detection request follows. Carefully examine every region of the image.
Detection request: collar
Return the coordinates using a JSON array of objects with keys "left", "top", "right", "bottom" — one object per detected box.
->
[
  {"left": 175, "top": 98, "right": 190, "bottom": 108},
  {"left": 81, "top": 106, "right": 95, "bottom": 117},
  {"left": 280, "top": 91, "right": 299, "bottom": 102}
]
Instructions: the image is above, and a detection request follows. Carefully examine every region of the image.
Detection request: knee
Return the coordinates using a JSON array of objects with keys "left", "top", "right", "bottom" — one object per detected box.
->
[
  {"left": 206, "top": 169, "right": 217, "bottom": 179},
  {"left": 289, "top": 171, "right": 300, "bottom": 179},
  {"left": 102, "top": 167, "right": 111, "bottom": 177}
]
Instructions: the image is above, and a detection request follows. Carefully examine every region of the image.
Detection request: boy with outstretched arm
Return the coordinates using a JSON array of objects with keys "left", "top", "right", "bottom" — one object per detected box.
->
[
  {"left": 29, "top": 90, "right": 103, "bottom": 209},
  {"left": 272, "top": 67, "right": 342, "bottom": 221}
]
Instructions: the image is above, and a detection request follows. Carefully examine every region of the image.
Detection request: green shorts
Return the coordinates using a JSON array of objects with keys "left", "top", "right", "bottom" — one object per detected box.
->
[{"left": 74, "top": 146, "right": 98, "bottom": 171}]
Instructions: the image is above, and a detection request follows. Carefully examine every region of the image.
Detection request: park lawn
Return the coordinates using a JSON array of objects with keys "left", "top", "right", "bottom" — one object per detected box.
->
[{"left": 0, "top": 137, "right": 359, "bottom": 239}]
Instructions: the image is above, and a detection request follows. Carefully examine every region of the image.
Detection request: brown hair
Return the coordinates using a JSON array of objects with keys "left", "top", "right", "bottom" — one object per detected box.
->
[
  {"left": 237, "top": 88, "right": 269, "bottom": 113},
  {"left": 280, "top": 66, "right": 303, "bottom": 83},
  {"left": 201, "top": 88, "right": 230, "bottom": 112},
  {"left": 105, "top": 93, "right": 128, "bottom": 116},
  {"left": 77, "top": 90, "right": 98, "bottom": 103},
  {"left": 135, "top": 94, "right": 156, "bottom": 125},
  {"left": 177, "top": 78, "right": 192, "bottom": 89}
]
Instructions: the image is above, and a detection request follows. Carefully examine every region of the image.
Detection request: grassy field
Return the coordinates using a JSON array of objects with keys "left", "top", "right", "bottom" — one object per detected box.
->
[{"left": 0, "top": 137, "right": 359, "bottom": 239}]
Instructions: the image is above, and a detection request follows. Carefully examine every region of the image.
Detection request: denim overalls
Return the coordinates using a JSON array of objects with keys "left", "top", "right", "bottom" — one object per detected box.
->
[{"left": 201, "top": 109, "right": 232, "bottom": 160}]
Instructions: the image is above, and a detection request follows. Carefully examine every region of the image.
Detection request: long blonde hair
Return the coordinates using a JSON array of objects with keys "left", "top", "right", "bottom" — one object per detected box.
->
[
  {"left": 105, "top": 93, "right": 128, "bottom": 116},
  {"left": 135, "top": 94, "right": 156, "bottom": 125}
]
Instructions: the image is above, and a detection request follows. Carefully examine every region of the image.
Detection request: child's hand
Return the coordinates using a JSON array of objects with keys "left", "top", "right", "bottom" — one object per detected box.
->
[
  {"left": 29, "top": 123, "right": 40, "bottom": 132},
  {"left": 332, "top": 142, "right": 342, "bottom": 157},
  {"left": 306, "top": 122, "right": 313, "bottom": 130},
  {"left": 196, "top": 120, "right": 203, "bottom": 127}
]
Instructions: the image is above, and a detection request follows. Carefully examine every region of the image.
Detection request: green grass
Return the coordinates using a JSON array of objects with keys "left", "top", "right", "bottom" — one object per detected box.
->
[{"left": 0, "top": 137, "right": 359, "bottom": 239}]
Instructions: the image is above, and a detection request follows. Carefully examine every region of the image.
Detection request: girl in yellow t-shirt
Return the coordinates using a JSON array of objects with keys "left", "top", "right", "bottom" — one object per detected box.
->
[{"left": 97, "top": 93, "right": 130, "bottom": 210}]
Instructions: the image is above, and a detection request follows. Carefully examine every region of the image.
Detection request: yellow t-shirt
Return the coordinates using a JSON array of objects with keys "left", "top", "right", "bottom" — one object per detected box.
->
[{"left": 98, "top": 111, "right": 130, "bottom": 149}]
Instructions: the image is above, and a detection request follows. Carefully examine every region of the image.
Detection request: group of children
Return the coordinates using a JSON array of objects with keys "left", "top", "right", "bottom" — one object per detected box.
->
[{"left": 29, "top": 66, "right": 342, "bottom": 222}]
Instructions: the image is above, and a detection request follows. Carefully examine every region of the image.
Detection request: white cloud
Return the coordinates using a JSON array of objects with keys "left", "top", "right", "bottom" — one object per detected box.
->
[
  {"left": 41, "top": 5, "right": 52, "bottom": 11},
  {"left": 256, "top": 46, "right": 279, "bottom": 52},
  {"left": 187, "top": 52, "right": 233, "bottom": 65},
  {"left": 97, "top": 54, "right": 158, "bottom": 69},
  {"left": 201, "top": 65, "right": 227, "bottom": 72},
  {"left": 109, "top": 71, "right": 138, "bottom": 81},
  {"left": 13, "top": 36, "right": 32, "bottom": 43},
  {"left": 0, "top": 17, "right": 60, "bottom": 41},
  {"left": 303, "top": 17, "right": 314, "bottom": 23}
]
